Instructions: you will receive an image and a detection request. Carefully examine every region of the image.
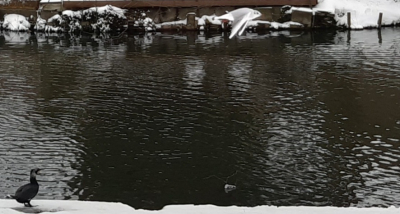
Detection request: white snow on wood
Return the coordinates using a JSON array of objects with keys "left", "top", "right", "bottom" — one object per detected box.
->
[
  {"left": 63, "top": 10, "right": 82, "bottom": 19},
  {"left": 292, "top": 7, "right": 314, "bottom": 13},
  {"left": 82, "top": 5, "right": 126, "bottom": 19},
  {"left": 48, "top": 14, "right": 63, "bottom": 23}
]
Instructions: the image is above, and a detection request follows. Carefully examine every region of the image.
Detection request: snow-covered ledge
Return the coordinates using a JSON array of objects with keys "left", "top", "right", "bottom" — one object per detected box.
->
[
  {"left": 0, "top": 199, "right": 134, "bottom": 214},
  {"left": 2, "top": 200, "right": 400, "bottom": 214},
  {"left": 135, "top": 205, "right": 400, "bottom": 214}
]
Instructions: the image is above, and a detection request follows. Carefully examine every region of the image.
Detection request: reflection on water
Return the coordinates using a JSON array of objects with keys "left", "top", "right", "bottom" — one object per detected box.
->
[
  {"left": 1, "top": 29, "right": 400, "bottom": 209},
  {"left": 228, "top": 59, "right": 252, "bottom": 93},
  {"left": 184, "top": 57, "right": 205, "bottom": 90}
]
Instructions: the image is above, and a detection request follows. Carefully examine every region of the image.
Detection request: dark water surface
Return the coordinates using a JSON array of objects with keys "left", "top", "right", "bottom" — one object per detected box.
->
[{"left": 1, "top": 29, "right": 400, "bottom": 209}]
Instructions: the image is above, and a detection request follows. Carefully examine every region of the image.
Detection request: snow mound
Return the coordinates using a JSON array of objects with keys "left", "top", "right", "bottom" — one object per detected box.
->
[
  {"left": 82, "top": 5, "right": 127, "bottom": 32},
  {"left": 2, "top": 14, "right": 31, "bottom": 31},
  {"left": 83, "top": 5, "right": 126, "bottom": 19},
  {"left": 44, "top": 5, "right": 127, "bottom": 32},
  {"left": 63, "top": 10, "right": 82, "bottom": 19},
  {"left": 315, "top": 0, "right": 400, "bottom": 28}
]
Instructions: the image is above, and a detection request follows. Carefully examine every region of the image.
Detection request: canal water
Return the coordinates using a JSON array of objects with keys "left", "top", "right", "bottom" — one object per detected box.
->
[{"left": 0, "top": 29, "right": 400, "bottom": 209}]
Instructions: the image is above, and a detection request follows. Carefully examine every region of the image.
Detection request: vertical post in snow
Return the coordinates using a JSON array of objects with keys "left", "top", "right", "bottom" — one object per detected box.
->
[
  {"left": 347, "top": 12, "right": 351, "bottom": 29},
  {"left": 186, "top": 12, "right": 197, "bottom": 31},
  {"left": 378, "top": 12, "right": 383, "bottom": 29}
]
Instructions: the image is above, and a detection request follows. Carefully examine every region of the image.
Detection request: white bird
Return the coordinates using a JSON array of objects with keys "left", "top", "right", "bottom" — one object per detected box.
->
[{"left": 215, "top": 8, "right": 262, "bottom": 39}]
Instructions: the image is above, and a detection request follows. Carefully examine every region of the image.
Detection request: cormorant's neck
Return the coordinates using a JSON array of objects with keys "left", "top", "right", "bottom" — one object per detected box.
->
[{"left": 30, "top": 176, "right": 38, "bottom": 184}]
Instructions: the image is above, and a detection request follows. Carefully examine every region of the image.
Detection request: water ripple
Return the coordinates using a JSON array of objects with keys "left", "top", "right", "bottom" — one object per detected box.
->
[{"left": 1, "top": 29, "right": 400, "bottom": 209}]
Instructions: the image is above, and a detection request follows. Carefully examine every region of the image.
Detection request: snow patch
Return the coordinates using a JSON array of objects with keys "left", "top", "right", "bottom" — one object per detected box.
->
[
  {"left": 130, "top": 10, "right": 156, "bottom": 31},
  {"left": 135, "top": 204, "right": 400, "bottom": 214},
  {"left": 0, "top": 199, "right": 134, "bottom": 214},
  {"left": 83, "top": 5, "right": 126, "bottom": 19},
  {"left": 2, "top": 14, "right": 31, "bottom": 31},
  {"left": 314, "top": 0, "right": 400, "bottom": 28}
]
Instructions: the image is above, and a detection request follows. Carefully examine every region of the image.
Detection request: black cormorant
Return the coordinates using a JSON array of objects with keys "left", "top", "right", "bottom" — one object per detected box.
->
[{"left": 9, "top": 168, "right": 41, "bottom": 207}]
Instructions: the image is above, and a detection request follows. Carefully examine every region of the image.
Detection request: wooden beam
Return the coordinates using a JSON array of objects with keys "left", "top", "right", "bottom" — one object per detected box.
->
[{"left": 61, "top": 0, "right": 318, "bottom": 9}]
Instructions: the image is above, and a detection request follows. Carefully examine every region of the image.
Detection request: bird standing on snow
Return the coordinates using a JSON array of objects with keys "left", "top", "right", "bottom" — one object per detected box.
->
[
  {"left": 215, "top": 8, "right": 262, "bottom": 39},
  {"left": 8, "top": 168, "right": 41, "bottom": 207}
]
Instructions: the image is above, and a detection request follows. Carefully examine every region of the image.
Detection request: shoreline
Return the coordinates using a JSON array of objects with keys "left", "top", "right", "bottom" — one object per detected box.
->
[
  {"left": 1, "top": 2, "right": 400, "bottom": 34},
  {"left": 1, "top": 200, "right": 400, "bottom": 214}
]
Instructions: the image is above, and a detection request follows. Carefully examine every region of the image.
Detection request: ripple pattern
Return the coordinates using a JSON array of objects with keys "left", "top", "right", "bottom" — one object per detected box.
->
[{"left": 1, "top": 30, "right": 400, "bottom": 209}]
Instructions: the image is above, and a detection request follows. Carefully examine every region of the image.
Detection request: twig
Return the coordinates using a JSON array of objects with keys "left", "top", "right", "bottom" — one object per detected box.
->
[{"left": 204, "top": 170, "right": 238, "bottom": 184}]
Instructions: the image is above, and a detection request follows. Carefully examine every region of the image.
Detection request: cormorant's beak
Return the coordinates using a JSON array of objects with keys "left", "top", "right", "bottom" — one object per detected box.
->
[{"left": 36, "top": 169, "right": 41, "bottom": 175}]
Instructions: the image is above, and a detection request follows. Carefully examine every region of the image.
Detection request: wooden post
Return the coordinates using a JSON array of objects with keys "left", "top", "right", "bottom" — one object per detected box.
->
[
  {"left": 186, "top": 12, "right": 197, "bottom": 31},
  {"left": 223, "top": 21, "right": 228, "bottom": 32},
  {"left": 378, "top": 12, "right": 383, "bottom": 29},
  {"left": 347, "top": 12, "right": 351, "bottom": 29}
]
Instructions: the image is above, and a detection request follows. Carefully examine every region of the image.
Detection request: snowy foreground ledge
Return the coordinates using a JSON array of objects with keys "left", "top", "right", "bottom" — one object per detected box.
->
[
  {"left": 135, "top": 205, "right": 400, "bottom": 214},
  {"left": 2, "top": 200, "right": 400, "bottom": 214},
  {"left": 0, "top": 199, "right": 134, "bottom": 214}
]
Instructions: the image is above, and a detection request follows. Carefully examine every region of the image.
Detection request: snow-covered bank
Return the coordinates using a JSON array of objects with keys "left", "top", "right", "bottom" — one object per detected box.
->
[
  {"left": 157, "top": 0, "right": 400, "bottom": 31},
  {"left": 1, "top": 200, "right": 400, "bottom": 214},
  {"left": 0, "top": 199, "right": 134, "bottom": 214},
  {"left": 2, "top": 0, "right": 400, "bottom": 32},
  {"left": 315, "top": 0, "right": 400, "bottom": 28},
  {"left": 136, "top": 205, "right": 400, "bottom": 214}
]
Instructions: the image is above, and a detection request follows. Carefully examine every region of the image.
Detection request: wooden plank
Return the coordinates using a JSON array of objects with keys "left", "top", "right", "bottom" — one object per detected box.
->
[
  {"left": 61, "top": 0, "right": 318, "bottom": 9},
  {"left": 0, "top": 0, "right": 39, "bottom": 9}
]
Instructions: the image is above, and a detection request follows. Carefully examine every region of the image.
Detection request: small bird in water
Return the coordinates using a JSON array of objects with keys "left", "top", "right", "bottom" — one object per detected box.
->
[{"left": 8, "top": 168, "right": 41, "bottom": 207}]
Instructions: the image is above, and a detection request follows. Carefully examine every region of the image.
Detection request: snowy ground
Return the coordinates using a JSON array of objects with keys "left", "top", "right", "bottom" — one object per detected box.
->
[
  {"left": 137, "top": 205, "right": 400, "bottom": 214},
  {"left": 0, "top": 199, "right": 134, "bottom": 214},
  {"left": 315, "top": 0, "right": 400, "bottom": 28},
  {"left": 1, "top": 200, "right": 400, "bottom": 214}
]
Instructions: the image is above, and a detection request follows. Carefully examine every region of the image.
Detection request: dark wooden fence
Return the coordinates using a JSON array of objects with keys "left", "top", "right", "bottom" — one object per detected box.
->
[
  {"left": 62, "top": 0, "right": 318, "bottom": 9},
  {"left": 0, "top": 0, "right": 39, "bottom": 9},
  {"left": 1, "top": 0, "right": 317, "bottom": 10}
]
